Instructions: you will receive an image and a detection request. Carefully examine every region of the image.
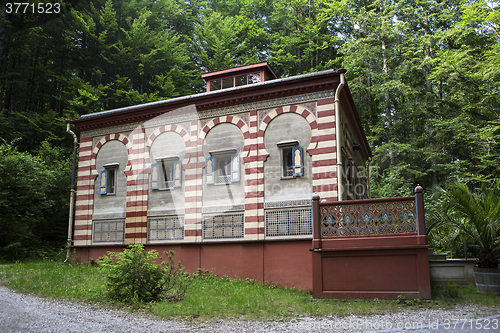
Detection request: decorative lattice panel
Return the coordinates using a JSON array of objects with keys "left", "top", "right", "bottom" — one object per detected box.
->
[
  {"left": 93, "top": 220, "right": 125, "bottom": 243},
  {"left": 266, "top": 209, "right": 312, "bottom": 237},
  {"left": 217, "top": 175, "right": 232, "bottom": 184},
  {"left": 320, "top": 199, "right": 417, "bottom": 238},
  {"left": 203, "top": 213, "right": 244, "bottom": 239},
  {"left": 148, "top": 216, "right": 184, "bottom": 241}
]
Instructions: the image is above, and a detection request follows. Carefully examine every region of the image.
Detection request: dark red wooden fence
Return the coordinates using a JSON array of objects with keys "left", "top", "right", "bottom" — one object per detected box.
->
[{"left": 311, "top": 186, "right": 431, "bottom": 299}]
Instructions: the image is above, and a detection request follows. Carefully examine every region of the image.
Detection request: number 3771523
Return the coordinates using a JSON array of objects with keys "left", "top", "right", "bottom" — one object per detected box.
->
[{"left": 4, "top": 3, "right": 61, "bottom": 14}]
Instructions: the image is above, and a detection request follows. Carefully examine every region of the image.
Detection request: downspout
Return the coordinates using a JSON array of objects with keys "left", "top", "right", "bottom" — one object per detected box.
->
[
  {"left": 65, "top": 122, "right": 78, "bottom": 263},
  {"left": 335, "top": 71, "right": 345, "bottom": 201}
]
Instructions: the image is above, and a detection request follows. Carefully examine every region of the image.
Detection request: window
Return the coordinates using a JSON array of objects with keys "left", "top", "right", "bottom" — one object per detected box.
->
[
  {"left": 203, "top": 213, "right": 244, "bottom": 239},
  {"left": 151, "top": 158, "right": 181, "bottom": 190},
  {"left": 99, "top": 163, "right": 118, "bottom": 195},
  {"left": 148, "top": 216, "right": 184, "bottom": 241},
  {"left": 93, "top": 220, "right": 124, "bottom": 242},
  {"left": 208, "top": 72, "right": 262, "bottom": 91},
  {"left": 266, "top": 209, "right": 312, "bottom": 237},
  {"left": 206, "top": 151, "right": 239, "bottom": 185},
  {"left": 210, "top": 80, "right": 221, "bottom": 91},
  {"left": 248, "top": 72, "right": 261, "bottom": 83},
  {"left": 222, "top": 77, "right": 233, "bottom": 89},
  {"left": 277, "top": 141, "right": 303, "bottom": 178},
  {"left": 282, "top": 147, "right": 294, "bottom": 177}
]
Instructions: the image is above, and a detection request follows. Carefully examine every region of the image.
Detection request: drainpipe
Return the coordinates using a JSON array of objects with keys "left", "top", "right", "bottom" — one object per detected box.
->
[
  {"left": 335, "top": 71, "right": 345, "bottom": 201},
  {"left": 65, "top": 122, "right": 78, "bottom": 263}
]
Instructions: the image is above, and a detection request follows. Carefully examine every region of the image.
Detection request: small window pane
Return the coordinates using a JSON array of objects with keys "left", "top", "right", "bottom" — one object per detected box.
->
[
  {"left": 216, "top": 155, "right": 232, "bottom": 184},
  {"left": 99, "top": 170, "right": 107, "bottom": 194},
  {"left": 282, "top": 147, "right": 293, "bottom": 178},
  {"left": 210, "top": 80, "right": 221, "bottom": 91},
  {"left": 206, "top": 157, "right": 214, "bottom": 184},
  {"left": 107, "top": 169, "right": 116, "bottom": 194},
  {"left": 222, "top": 77, "right": 234, "bottom": 89},
  {"left": 248, "top": 72, "right": 261, "bottom": 84},
  {"left": 157, "top": 159, "right": 181, "bottom": 189},
  {"left": 235, "top": 75, "right": 247, "bottom": 86}
]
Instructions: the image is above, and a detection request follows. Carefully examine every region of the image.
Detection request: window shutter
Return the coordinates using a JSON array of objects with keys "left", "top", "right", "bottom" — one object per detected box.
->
[
  {"left": 173, "top": 161, "right": 182, "bottom": 187},
  {"left": 231, "top": 153, "right": 240, "bottom": 182},
  {"left": 205, "top": 157, "right": 214, "bottom": 184},
  {"left": 151, "top": 163, "right": 159, "bottom": 190},
  {"left": 292, "top": 146, "right": 303, "bottom": 176},
  {"left": 99, "top": 169, "right": 108, "bottom": 194}
]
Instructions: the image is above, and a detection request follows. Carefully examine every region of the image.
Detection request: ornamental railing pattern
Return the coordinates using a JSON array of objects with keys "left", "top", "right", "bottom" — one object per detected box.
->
[
  {"left": 319, "top": 198, "right": 416, "bottom": 237},
  {"left": 312, "top": 187, "right": 425, "bottom": 240}
]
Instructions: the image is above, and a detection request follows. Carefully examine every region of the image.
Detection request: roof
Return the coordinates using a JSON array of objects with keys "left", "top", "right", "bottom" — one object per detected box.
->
[
  {"left": 76, "top": 69, "right": 341, "bottom": 121},
  {"left": 201, "top": 62, "right": 278, "bottom": 81},
  {"left": 68, "top": 68, "right": 371, "bottom": 158}
]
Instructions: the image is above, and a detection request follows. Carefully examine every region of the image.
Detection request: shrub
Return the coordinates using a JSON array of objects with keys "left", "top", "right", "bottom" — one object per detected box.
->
[
  {"left": 0, "top": 141, "right": 71, "bottom": 261},
  {"left": 99, "top": 244, "right": 189, "bottom": 303},
  {"left": 429, "top": 180, "right": 500, "bottom": 268}
]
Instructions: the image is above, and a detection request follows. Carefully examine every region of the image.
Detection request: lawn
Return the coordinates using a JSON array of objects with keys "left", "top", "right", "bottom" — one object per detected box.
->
[{"left": 1, "top": 260, "right": 499, "bottom": 320}]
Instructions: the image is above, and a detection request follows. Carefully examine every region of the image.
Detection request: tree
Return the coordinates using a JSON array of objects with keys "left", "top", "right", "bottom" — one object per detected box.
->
[
  {"left": 268, "top": 0, "right": 343, "bottom": 76},
  {"left": 193, "top": 0, "right": 272, "bottom": 72},
  {"left": 0, "top": 141, "right": 71, "bottom": 260}
]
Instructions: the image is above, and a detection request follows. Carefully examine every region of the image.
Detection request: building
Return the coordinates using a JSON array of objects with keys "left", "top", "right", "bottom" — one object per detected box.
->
[{"left": 68, "top": 62, "right": 371, "bottom": 289}]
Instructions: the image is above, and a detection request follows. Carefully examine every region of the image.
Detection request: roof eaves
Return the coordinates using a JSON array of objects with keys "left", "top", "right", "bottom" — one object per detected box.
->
[{"left": 72, "top": 69, "right": 339, "bottom": 123}]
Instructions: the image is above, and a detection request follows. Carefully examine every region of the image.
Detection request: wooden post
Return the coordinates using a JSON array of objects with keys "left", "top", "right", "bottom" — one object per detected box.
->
[
  {"left": 312, "top": 194, "right": 321, "bottom": 249},
  {"left": 415, "top": 185, "right": 426, "bottom": 241}
]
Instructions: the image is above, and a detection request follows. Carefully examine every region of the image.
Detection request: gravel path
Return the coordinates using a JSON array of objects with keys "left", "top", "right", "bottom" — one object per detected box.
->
[{"left": 0, "top": 285, "right": 498, "bottom": 332}]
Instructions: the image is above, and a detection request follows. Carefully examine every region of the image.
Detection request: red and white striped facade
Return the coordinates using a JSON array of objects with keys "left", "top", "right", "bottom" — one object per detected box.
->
[
  {"left": 73, "top": 97, "right": 346, "bottom": 246},
  {"left": 69, "top": 67, "right": 371, "bottom": 288}
]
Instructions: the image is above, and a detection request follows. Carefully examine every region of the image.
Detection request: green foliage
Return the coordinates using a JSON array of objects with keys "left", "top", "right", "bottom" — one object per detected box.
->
[
  {"left": 429, "top": 180, "right": 500, "bottom": 268},
  {"left": 432, "top": 283, "right": 500, "bottom": 307},
  {"left": 268, "top": 0, "right": 342, "bottom": 76},
  {"left": 2, "top": 261, "right": 499, "bottom": 319},
  {"left": 0, "top": 142, "right": 71, "bottom": 261},
  {"left": 99, "top": 244, "right": 189, "bottom": 303},
  {"left": 433, "top": 283, "right": 460, "bottom": 300},
  {"left": 1, "top": 0, "right": 500, "bottom": 263},
  {"left": 1, "top": 260, "right": 107, "bottom": 302}
]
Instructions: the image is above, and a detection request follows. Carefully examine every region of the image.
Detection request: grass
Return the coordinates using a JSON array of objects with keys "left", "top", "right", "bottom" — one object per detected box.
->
[
  {"left": 0, "top": 260, "right": 107, "bottom": 304},
  {"left": 1, "top": 260, "right": 499, "bottom": 321},
  {"left": 153, "top": 273, "right": 407, "bottom": 319}
]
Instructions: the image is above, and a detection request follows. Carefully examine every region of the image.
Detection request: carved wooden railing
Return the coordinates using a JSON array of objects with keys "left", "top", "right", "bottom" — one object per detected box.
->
[
  {"left": 312, "top": 186, "right": 426, "bottom": 241},
  {"left": 310, "top": 186, "right": 431, "bottom": 299}
]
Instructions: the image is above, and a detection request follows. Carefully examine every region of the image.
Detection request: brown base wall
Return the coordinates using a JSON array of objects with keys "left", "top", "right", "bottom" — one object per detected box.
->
[
  {"left": 312, "top": 236, "right": 431, "bottom": 299},
  {"left": 72, "top": 239, "right": 313, "bottom": 290}
]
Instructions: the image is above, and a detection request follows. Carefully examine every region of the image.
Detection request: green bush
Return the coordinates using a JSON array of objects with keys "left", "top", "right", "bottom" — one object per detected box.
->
[
  {"left": 99, "top": 244, "right": 189, "bottom": 303},
  {"left": 0, "top": 141, "right": 71, "bottom": 261}
]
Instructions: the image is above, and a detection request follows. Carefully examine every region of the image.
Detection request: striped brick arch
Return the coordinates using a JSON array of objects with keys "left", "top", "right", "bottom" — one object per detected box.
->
[
  {"left": 199, "top": 115, "right": 251, "bottom": 155},
  {"left": 91, "top": 133, "right": 133, "bottom": 178},
  {"left": 146, "top": 124, "right": 191, "bottom": 165},
  {"left": 258, "top": 105, "right": 319, "bottom": 155}
]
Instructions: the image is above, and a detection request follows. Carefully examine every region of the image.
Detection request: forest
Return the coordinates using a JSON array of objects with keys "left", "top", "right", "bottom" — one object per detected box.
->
[{"left": 0, "top": 0, "right": 499, "bottom": 260}]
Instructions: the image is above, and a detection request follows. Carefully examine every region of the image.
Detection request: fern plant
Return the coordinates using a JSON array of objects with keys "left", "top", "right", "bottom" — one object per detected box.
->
[{"left": 429, "top": 180, "right": 500, "bottom": 268}]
